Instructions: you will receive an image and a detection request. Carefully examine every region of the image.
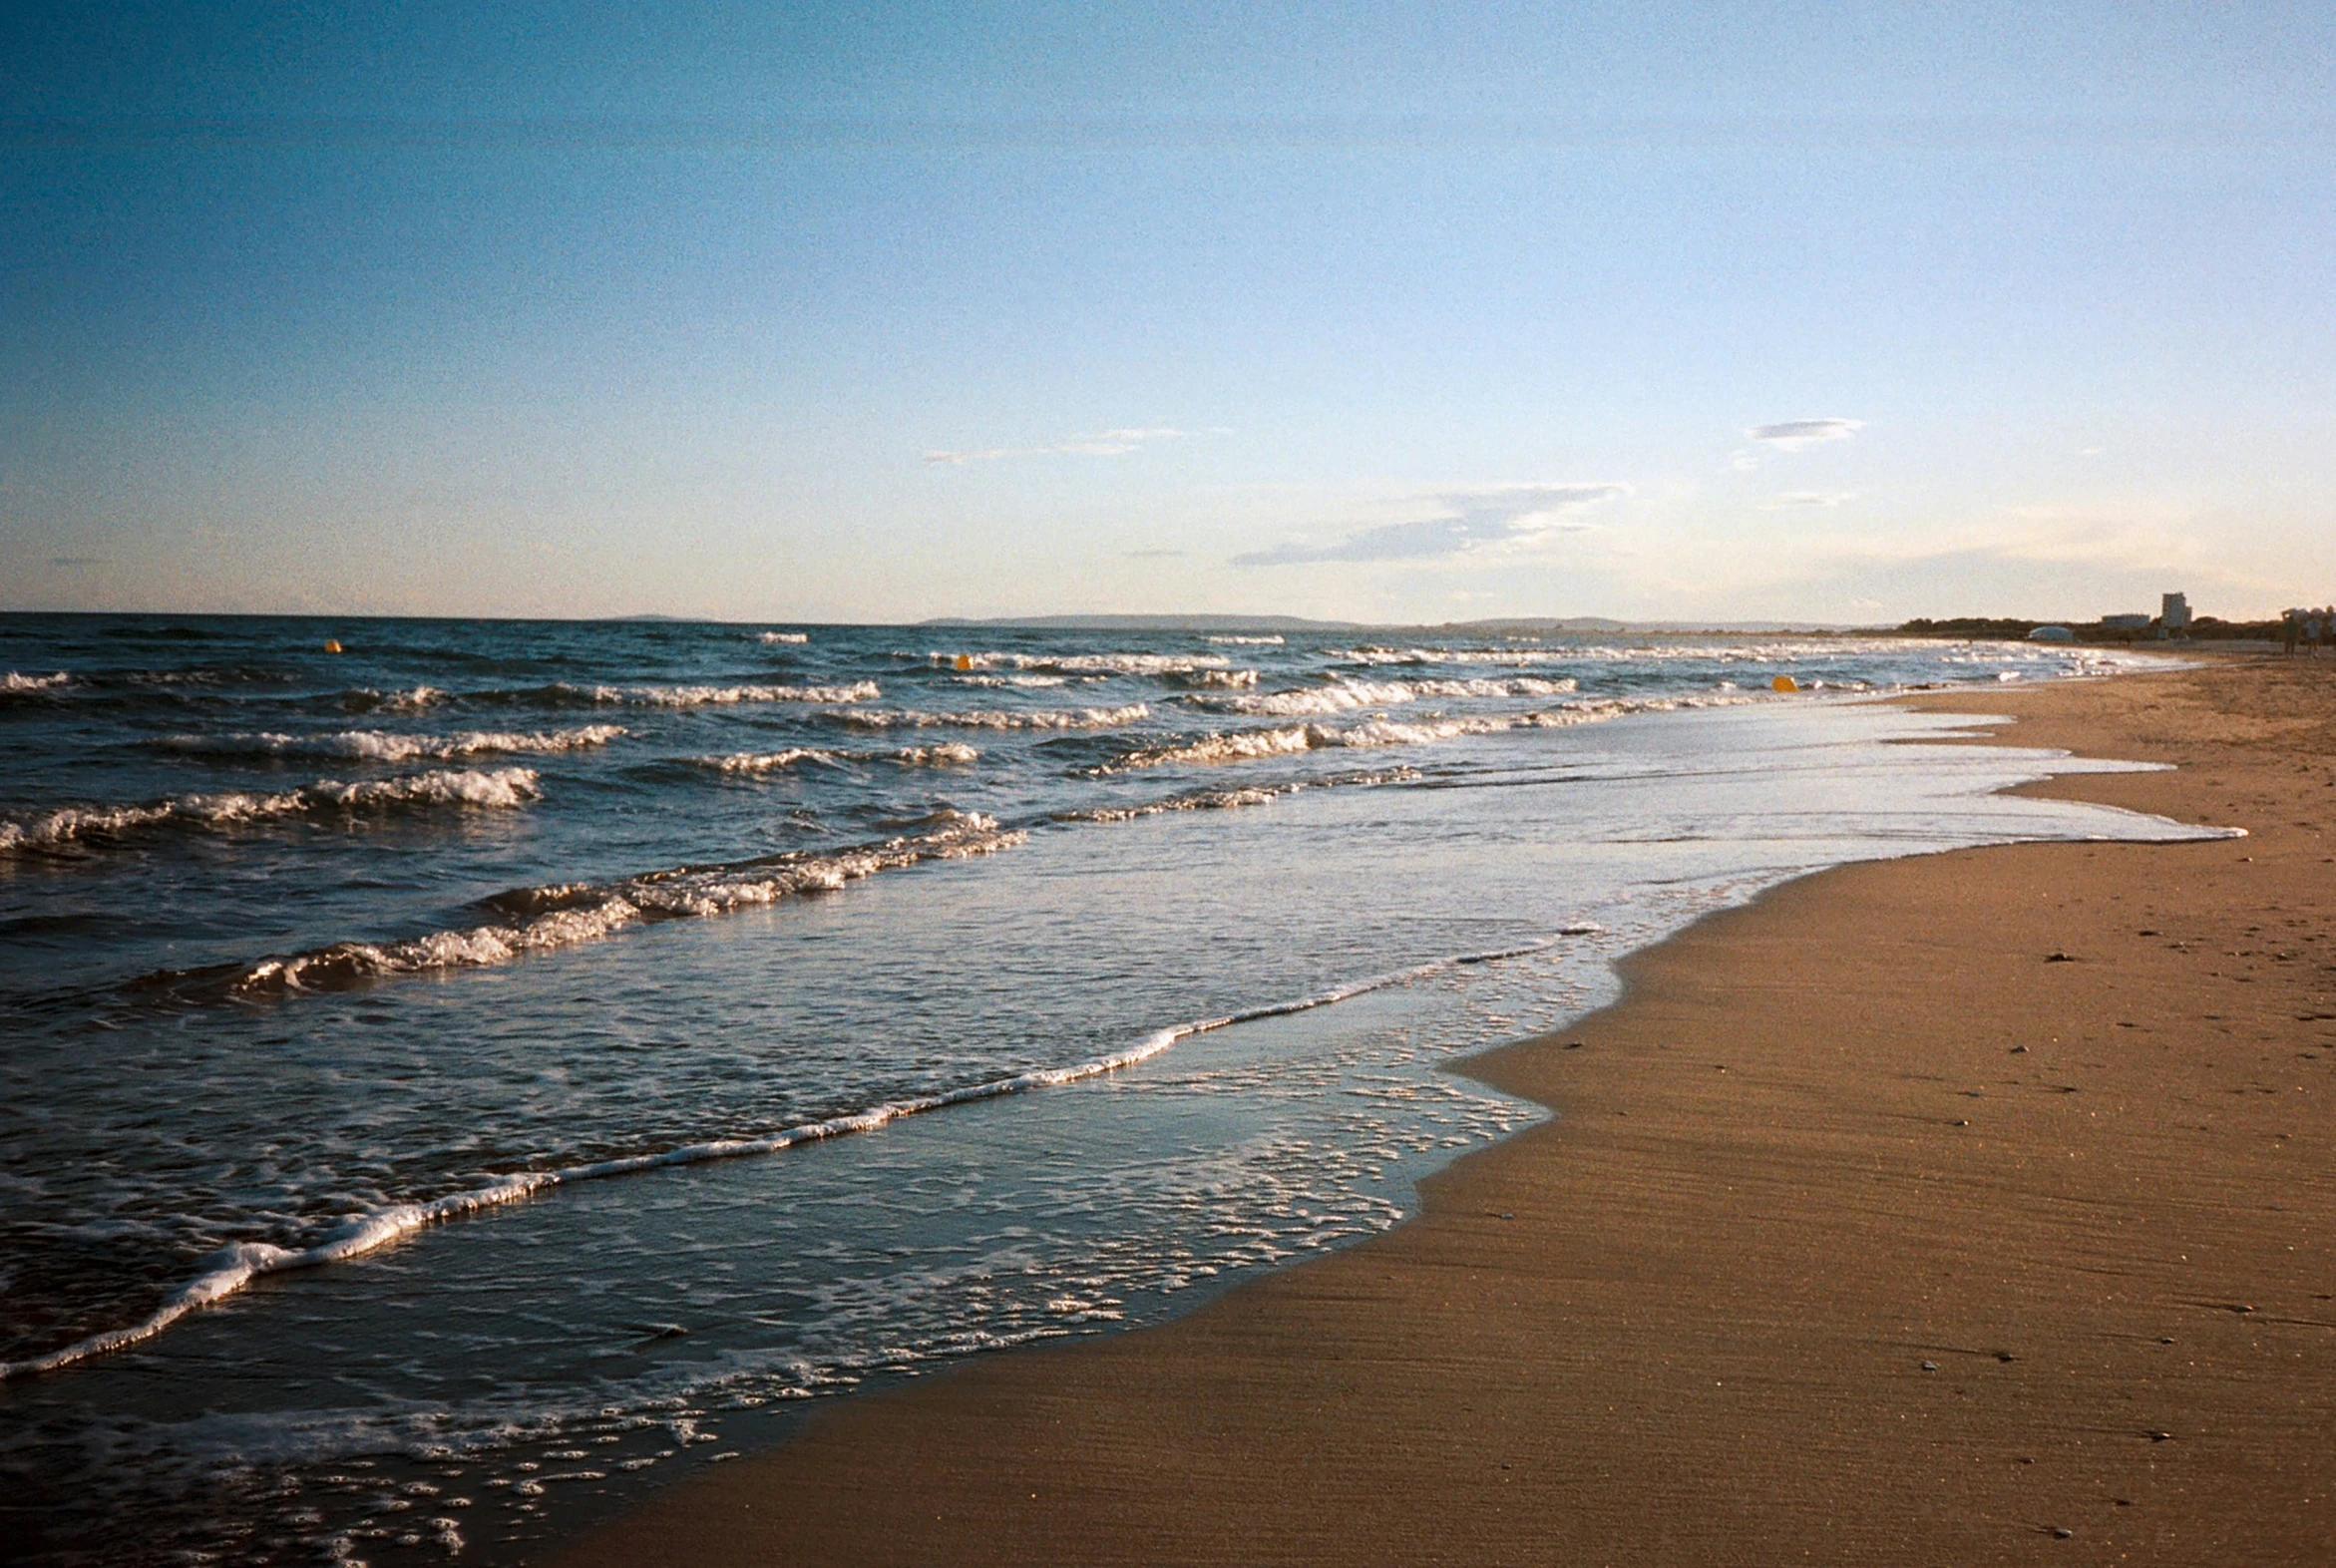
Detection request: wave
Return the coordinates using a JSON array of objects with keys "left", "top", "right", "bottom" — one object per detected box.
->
[
  {"left": 2, "top": 670, "right": 71, "bottom": 693},
  {"left": 1191, "top": 676, "right": 1579, "bottom": 717},
  {"left": 0, "top": 769, "right": 542, "bottom": 855},
  {"left": 950, "top": 673, "right": 1070, "bottom": 688},
  {"left": 141, "top": 811, "right": 1020, "bottom": 998},
  {"left": 1053, "top": 767, "right": 1418, "bottom": 822},
  {"left": 332, "top": 681, "right": 882, "bottom": 712},
  {"left": 1099, "top": 694, "right": 1759, "bottom": 772},
  {"left": 154, "top": 725, "right": 626, "bottom": 763},
  {"left": 825, "top": 703, "right": 1150, "bottom": 732},
  {"left": 686, "top": 743, "right": 979, "bottom": 773},
  {"left": 927, "top": 651, "right": 1232, "bottom": 677},
  {"left": 1207, "top": 634, "right": 1285, "bottom": 645},
  {"left": 757, "top": 631, "right": 811, "bottom": 643},
  {"left": 342, "top": 686, "right": 449, "bottom": 713},
  {"left": 567, "top": 681, "right": 879, "bottom": 708},
  {"left": 3, "top": 932, "right": 1591, "bottom": 1382}
]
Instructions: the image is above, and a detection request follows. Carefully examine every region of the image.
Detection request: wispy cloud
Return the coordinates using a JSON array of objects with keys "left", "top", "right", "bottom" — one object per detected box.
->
[
  {"left": 1759, "top": 491, "right": 1857, "bottom": 510},
  {"left": 1124, "top": 547, "right": 1186, "bottom": 559},
  {"left": 1233, "top": 483, "right": 1629, "bottom": 568},
  {"left": 925, "top": 427, "right": 1188, "bottom": 464},
  {"left": 1747, "top": 418, "right": 1863, "bottom": 449},
  {"left": 1733, "top": 417, "right": 1865, "bottom": 470}
]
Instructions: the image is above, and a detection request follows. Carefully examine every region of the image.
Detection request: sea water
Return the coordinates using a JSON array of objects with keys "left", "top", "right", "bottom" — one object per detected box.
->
[{"left": 0, "top": 616, "right": 2225, "bottom": 1564}]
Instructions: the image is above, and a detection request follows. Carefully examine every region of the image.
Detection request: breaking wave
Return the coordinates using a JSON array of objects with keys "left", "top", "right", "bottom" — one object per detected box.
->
[
  {"left": 1099, "top": 694, "right": 1758, "bottom": 771},
  {"left": 1192, "top": 676, "right": 1578, "bottom": 717},
  {"left": 927, "top": 651, "right": 1232, "bottom": 677},
  {"left": 687, "top": 743, "right": 979, "bottom": 773},
  {"left": 566, "top": 681, "right": 879, "bottom": 708},
  {"left": 825, "top": 703, "right": 1150, "bottom": 732},
  {"left": 0, "top": 769, "right": 543, "bottom": 855},
  {"left": 2, "top": 670, "right": 72, "bottom": 693},
  {"left": 757, "top": 631, "right": 811, "bottom": 643},
  {"left": 139, "top": 811, "right": 1022, "bottom": 998},
  {"left": 342, "top": 686, "right": 448, "bottom": 713},
  {"left": 155, "top": 725, "right": 626, "bottom": 763}
]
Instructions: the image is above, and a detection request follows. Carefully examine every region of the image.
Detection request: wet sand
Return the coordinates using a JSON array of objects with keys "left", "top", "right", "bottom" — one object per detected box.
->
[{"left": 554, "top": 657, "right": 2336, "bottom": 1566}]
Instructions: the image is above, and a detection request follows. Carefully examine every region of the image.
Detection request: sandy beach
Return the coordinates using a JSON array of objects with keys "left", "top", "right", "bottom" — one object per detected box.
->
[{"left": 552, "top": 656, "right": 2335, "bottom": 1566}]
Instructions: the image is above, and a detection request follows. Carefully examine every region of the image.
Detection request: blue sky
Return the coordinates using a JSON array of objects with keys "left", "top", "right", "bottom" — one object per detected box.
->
[{"left": 4, "top": 2, "right": 2332, "bottom": 623}]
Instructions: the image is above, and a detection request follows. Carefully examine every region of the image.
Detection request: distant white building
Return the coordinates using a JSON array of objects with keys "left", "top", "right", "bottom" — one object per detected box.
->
[
  {"left": 2161, "top": 592, "right": 2191, "bottom": 629},
  {"left": 2028, "top": 625, "right": 2075, "bottom": 642}
]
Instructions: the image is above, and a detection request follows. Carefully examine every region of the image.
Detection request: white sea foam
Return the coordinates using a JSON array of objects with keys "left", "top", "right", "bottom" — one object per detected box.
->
[
  {"left": 952, "top": 673, "right": 1071, "bottom": 688},
  {"left": 1054, "top": 767, "right": 1418, "bottom": 822},
  {"left": 570, "top": 681, "right": 879, "bottom": 708},
  {"left": 689, "top": 743, "right": 978, "bottom": 773},
  {"left": 1101, "top": 694, "right": 1758, "bottom": 772},
  {"left": 1, "top": 670, "right": 71, "bottom": 692},
  {"left": 757, "top": 631, "right": 811, "bottom": 643},
  {"left": 1207, "top": 634, "right": 1285, "bottom": 645},
  {"left": 927, "top": 651, "right": 1231, "bottom": 676},
  {"left": 0, "top": 769, "right": 542, "bottom": 854},
  {"left": 1190, "top": 677, "right": 1572, "bottom": 716},
  {"left": 156, "top": 725, "right": 626, "bottom": 763},
  {"left": 2, "top": 932, "right": 1589, "bottom": 1381},
  {"left": 345, "top": 686, "right": 449, "bottom": 713},
  {"left": 203, "top": 811, "right": 1019, "bottom": 996},
  {"left": 827, "top": 703, "right": 1150, "bottom": 731}
]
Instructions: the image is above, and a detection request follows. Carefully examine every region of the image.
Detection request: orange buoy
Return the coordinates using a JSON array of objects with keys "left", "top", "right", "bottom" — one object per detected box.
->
[
  {"left": 955, "top": 654, "right": 973, "bottom": 671},
  {"left": 323, "top": 639, "right": 344, "bottom": 654},
  {"left": 1770, "top": 674, "right": 1797, "bottom": 692}
]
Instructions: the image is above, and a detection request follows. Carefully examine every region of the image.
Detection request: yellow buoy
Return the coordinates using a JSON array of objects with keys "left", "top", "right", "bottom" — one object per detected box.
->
[
  {"left": 1770, "top": 674, "right": 1797, "bottom": 692},
  {"left": 955, "top": 654, "right": 973, "bottom": 671},
  {"left": 323, "top": 639, "right": 344, "bottom": 654}
]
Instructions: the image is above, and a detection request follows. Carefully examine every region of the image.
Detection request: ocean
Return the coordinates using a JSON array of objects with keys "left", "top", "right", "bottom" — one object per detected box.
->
[{"left": 0, "top": 614, "right": 2225, "bottom": 1564}]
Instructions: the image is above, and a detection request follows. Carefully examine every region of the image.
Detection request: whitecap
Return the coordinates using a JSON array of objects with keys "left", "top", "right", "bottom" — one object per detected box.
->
[
  {"left": 0, "top": 768, "right": 542, "bottom": 854},
  {"left": 155, "top": 725, "right": 625, "bottom": 763}
]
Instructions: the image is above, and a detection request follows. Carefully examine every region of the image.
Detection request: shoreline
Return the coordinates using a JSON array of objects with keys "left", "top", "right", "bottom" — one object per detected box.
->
[{"left": 552, "top": 658, "right": 2336, "bottom": 1565}]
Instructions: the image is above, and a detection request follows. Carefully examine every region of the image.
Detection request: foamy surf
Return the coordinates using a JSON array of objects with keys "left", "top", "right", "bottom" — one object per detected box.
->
[
  {"left": 1, "top": 933, "right": 1586, "bottom": 1382},
  {"left": 1053, "top": 767, "right": 1419, "bottom": 822},
  {"left": 147, "top": 811, "right": 1023, "bottom": 997},
  {"left": 687, "top": 742, "right": 979, "bottom": 772},
  {"left": 2, "top": 669, "right": 72, "bottom": 692},
  {"left": 825, "top": 703, "right": 1150, "bottom": 731},
  {"left": 155, "top": 725, "right": 626, "bottom": 762},
  {"left": 1190, "top": 676, "right": 1579, "bottom": 716},
  {"left": 1098, "top": 695, "right": 1760, "bottom": 772},
  {"left": 573, "top": 681, "right": 879, "bottom": 707},
  {"left": 926, "top": 651, "right": 1232, "bottom": 676},
  {"left": 0, "top": 768, "right": 543, "bottom": 854}
]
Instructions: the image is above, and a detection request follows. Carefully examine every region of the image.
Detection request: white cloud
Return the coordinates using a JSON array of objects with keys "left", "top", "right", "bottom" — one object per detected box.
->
[
  {"left": 1746, "top": 418, "right": 1864, "bottom": 450},
  {"left": 1232, "top": 483, "right": 1629, "bottom": 568},
  {"left": 924, "top": 428, "right": 1187, "bottom": 464},
  {"left": 1760, "top": 491, "right": 1857, "bottom": 510}
]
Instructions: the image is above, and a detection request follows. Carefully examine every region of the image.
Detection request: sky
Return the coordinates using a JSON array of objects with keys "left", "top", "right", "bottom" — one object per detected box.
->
[{"left": 3, "top": 2, "right": 2333, "bottom": 625}]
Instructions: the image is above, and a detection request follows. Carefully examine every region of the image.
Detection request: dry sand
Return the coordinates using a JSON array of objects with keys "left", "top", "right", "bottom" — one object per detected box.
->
[{"left": 555, "top": 657, "right": 2336, "bottom": 1566}]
